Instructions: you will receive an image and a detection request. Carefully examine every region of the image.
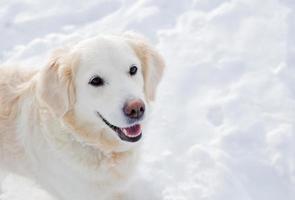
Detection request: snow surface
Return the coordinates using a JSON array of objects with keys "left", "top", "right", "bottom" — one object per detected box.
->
[{"left": 1, "top": 0, "right": 295, "bottom": 199}]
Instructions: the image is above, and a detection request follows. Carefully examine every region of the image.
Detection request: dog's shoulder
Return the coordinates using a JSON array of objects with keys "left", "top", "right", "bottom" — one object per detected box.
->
[{"left": 0, "top": 66, "right": 38, "bottom": 173}]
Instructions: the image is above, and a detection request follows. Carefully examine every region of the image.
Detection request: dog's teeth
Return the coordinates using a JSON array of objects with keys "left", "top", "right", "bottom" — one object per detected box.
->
[{"left": 122, "top": 128, "right": 128, "bottom": 135}]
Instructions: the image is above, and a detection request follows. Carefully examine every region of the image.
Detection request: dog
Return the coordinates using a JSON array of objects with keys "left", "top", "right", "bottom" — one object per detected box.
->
[{"left": 0, "top": 33, "right": 165, "bottom": 200}]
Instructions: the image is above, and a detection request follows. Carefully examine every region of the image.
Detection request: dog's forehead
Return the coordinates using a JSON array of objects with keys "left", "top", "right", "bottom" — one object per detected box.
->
[{"left": 75, "top": 36, "right": 140, "bottom": 73}]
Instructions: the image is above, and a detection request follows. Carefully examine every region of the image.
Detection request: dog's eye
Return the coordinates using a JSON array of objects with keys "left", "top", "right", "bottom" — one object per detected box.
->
[
  {"left": 89, "top": 76, "right": 104, "bottom": 87},
  {"left": 129, "top": 65, "right": 138, "bottom": 76}
]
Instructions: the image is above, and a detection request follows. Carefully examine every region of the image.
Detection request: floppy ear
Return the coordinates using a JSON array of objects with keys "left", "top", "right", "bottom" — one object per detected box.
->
[
  {"left": 124, "top": 33, "right": 165, "bottom": 101},
  {"left": 37, "top": 49, "right": 77, "bottom": 117}
]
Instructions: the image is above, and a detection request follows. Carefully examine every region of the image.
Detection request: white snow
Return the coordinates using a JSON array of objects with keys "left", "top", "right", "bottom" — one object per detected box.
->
[{"left": 1, "top": 0, "right": 295, "bottom": 199}]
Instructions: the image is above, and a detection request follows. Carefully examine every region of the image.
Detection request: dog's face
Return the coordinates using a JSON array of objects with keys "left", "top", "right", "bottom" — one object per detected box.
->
[
  {"left": 75, "top": 37, "right": 147, "bottom": 143},
  {"left": 37, "top": 34, "right": 165, "bottom": 151}
]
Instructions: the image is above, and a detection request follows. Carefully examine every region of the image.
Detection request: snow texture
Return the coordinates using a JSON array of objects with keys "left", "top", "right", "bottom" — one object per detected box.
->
[{"left": 0, "top": 0, "right": 295, "bottom": 199}]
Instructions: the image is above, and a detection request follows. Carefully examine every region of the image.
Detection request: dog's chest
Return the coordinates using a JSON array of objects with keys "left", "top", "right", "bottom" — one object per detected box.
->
[{"left": 37, "top": 150, "right": 136, "bottom": 200}]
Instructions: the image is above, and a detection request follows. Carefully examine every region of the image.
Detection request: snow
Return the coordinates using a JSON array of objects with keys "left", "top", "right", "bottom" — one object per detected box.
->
[{"left": 1, "top": 0, "right": 295, "bottom": 199}]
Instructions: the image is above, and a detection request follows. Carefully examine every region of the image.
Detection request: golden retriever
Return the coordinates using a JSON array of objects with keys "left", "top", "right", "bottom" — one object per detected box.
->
[{"left": 0, "top": 33, "right": 165, "bottom": 200}]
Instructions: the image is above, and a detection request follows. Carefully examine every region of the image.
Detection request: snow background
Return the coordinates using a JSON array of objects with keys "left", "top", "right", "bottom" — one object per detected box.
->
[{"left": 1, "top": 0, "right": 295, "bottom": 199}]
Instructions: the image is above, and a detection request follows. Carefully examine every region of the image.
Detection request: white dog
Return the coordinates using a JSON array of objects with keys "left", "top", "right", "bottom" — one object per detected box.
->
[{"left": 0, "top": 33, "right": 165, "bottom": 200}]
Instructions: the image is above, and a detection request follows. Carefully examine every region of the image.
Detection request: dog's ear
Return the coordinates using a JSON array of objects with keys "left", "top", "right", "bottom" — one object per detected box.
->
[
  {"left": 37, "top": 49, "right": 77, "bottom": 117},
  {"left": 124, "top": 33, "right": 165, "bottom": 101}
]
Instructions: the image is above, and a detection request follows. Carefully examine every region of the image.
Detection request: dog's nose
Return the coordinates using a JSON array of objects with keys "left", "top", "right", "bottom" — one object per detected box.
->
[{"left": 123, "top": 99, "right": 145, "bottom": 120}]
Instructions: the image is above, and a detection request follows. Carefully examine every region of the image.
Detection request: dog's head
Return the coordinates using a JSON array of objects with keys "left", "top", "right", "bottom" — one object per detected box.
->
[{"left": 37, "top": 34, "right": 165, "bottom": 152}]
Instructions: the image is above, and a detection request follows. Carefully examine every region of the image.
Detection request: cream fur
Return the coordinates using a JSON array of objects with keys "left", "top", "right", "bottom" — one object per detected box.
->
[{"left": 0, "top": 34, "right": 165, "bottom": 200}]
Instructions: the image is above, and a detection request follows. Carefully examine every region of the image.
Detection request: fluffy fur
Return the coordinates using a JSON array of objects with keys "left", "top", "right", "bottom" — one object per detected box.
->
[{"left": 0, "top": 33, "right": 165, "bottom": 200}]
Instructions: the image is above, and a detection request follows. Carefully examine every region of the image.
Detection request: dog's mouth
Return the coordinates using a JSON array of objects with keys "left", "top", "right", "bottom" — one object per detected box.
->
[{"left": 97, "top": 113, "right": 142, "bottom": 143}]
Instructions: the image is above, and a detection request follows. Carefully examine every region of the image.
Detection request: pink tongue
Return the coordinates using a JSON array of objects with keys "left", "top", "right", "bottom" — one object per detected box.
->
[{"left": 121, "top": 124, "right": 141, "bottom": 137}]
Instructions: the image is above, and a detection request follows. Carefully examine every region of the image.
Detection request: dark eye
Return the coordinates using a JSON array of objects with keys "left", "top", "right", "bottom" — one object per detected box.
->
[
  {"left": 129, "top": 65, "right": 138, "bottom": 76},
  {"left": 89, "top": 76, "right": 104, "bottom": 87}
]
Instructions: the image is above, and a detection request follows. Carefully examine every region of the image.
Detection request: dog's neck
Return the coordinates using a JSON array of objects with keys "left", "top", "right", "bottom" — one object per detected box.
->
[{"left": 12, "top": 79, "right": 139, "bottom": 199}]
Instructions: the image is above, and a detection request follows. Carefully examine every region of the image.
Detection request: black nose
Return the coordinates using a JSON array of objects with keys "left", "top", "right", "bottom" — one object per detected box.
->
[{"left": 123, "top": 99, "right": 145, "bottom": 120}]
